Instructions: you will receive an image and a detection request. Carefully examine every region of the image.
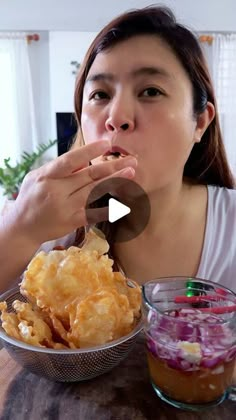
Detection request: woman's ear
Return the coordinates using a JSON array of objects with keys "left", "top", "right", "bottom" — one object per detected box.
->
[{"left": 194, "top": 102, "right": 215, "bottom": 143}]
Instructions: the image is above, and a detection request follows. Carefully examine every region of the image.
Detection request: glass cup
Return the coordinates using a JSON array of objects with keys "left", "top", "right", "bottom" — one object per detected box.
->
[{"left": 142, "top": 277, "right": 236, "bottom": 411}]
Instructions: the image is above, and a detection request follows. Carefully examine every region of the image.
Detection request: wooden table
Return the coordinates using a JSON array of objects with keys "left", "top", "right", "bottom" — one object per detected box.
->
[{"left": 0, "top": 336, "right": 235, "bottom": 420}]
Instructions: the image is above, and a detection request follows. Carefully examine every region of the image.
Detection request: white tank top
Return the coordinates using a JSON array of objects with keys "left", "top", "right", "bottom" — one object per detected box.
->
[{"left": 196, "top": 185, "right": 236, "bottom": 291}]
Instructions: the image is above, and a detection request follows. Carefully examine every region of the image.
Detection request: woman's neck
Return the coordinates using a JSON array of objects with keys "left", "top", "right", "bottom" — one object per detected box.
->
[
  {"left": 112, "top": 181, "right": 207, "bottom": 282},
  {"left": 119, "top": 179, "right": 193, "bottom": 238}
]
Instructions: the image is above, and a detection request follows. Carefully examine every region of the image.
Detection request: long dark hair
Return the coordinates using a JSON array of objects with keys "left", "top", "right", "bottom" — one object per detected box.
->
[{"left": 74, "top": 5, "right": 234, "bottom": 188}]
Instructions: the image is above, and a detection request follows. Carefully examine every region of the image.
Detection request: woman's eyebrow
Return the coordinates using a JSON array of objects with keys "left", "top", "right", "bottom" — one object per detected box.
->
[
  {"left": 86, "top": 73, "right": 114, "bottom": 83},
  {"left": 86, "top": 66, "right": 172, "bottom": 84},
  {"left": 132, "top": 66, "right": 172, "bottom": 79}
]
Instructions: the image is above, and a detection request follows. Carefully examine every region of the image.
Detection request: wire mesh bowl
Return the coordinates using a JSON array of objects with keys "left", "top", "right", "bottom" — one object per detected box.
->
[{"left": 0, "top": 287, "right": 143, "bottom": 382}]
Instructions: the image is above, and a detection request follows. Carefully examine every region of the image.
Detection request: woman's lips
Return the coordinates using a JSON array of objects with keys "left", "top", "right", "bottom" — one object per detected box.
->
[
  {"left": 102, "top": 146, "right": 131, "bottom": 161},
  {"left": 103, "top": 146, "right": 130, "bottom": 157}
]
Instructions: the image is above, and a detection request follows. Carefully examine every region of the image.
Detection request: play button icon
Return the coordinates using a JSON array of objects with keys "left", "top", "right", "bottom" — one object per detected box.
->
[
  {"left": 85, "top": 177, "right": 150, "bottom": 243},
  {"left": 108, "top": 198, "right": 131, "bottom": 223}
]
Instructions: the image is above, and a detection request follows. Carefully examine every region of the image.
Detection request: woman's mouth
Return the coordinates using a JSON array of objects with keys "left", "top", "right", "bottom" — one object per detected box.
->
[{"left": 102, "top": 146, "right": 130, "bottom": 161}]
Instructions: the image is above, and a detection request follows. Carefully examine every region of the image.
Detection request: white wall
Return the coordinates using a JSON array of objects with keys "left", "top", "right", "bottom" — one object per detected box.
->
[
  {"left": 0, "top": 0, "right": 236, "bottom": 32},
  {"left": 46, "top": 31, "right": 97, "bottom": 160},
  {"left": 49, "top": 31, "right": 97, "bottom": 141}
]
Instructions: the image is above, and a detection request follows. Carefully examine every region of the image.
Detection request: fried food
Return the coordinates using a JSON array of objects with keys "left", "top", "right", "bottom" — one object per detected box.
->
[
  {"left": 20, "top": 247, "right": 108, "bottom": 323},
  {"left": 0, "top": 228, "right": 141, "bottom": 349},
  {"left": 81, "top": 227, "right": 109, "bottom": 255},
  {"left": 0, "top": 300, "right": 67, "bottom": 348},
  {"left": 112, "top": 272, "right": 141, "bottom": 318},
  {"left": 68, "top": 288, "right": 134, "bottom": 347},
  {"left": 0, "top": 302, "right": 21, "bottom": 341}
]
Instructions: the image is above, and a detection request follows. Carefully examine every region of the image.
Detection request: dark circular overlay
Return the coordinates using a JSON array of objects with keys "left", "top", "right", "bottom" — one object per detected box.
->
[{"left": 85, "top": 177, "right": 151, "bottom": 243}]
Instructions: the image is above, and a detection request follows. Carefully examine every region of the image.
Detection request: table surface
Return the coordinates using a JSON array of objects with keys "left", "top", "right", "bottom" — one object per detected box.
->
[{"left": 0, "top": 336, "right": 235, "bottom": 420}]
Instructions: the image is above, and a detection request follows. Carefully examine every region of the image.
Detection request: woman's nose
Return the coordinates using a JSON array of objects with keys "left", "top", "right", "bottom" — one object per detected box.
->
[
  {"left": 105, "top": 100, "right": 135, "bottom": 133},
  {"left": 105, "top": 119, "right": 134, "bottom": 132}
]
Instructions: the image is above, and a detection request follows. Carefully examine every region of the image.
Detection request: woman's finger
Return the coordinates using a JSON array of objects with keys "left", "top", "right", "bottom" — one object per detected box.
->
[
  {"left": 70, "top": 206, "right": 109, "bottom": 229},
  {"left": 69, "top": 166, "right": 135, "bottom": 209},
  {"left": 64, "top": 155, "right": 137, "bottom": 196},
  {"left": 43, "top": 140, "right": 110, "bottom": 178}
]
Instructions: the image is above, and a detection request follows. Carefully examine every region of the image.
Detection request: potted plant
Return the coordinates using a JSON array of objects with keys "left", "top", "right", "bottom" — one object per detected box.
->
[{"left": 0, "top": 139, "right": 57, "bottom": 199}]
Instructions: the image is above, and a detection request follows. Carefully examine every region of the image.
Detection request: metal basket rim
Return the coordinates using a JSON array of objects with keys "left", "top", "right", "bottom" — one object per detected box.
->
[{"left": 0, "top": 286, "right": 144, "bottom": 354}]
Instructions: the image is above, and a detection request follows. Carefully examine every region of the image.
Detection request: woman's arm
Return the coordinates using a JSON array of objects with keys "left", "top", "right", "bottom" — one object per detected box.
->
[{"left": 0, "top": 208, "right": 40, "bottom": 292}]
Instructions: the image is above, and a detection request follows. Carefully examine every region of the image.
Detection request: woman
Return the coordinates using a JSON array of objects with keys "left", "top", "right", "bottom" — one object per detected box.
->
[{"left": 0, "top": 6, "right": 235, "bottom": 292}]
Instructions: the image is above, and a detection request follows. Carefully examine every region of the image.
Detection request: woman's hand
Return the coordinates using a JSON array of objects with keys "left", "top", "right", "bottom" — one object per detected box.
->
[{"left": 4, "top": 140, "right": 137, "bottom": 245}]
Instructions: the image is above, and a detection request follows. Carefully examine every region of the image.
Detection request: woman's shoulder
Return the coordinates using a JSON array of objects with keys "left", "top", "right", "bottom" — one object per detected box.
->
[
  {"left": 206, "top": 184, "right": 236, "bottom": 244},
  {"left": 207, "top": 185, "right": 236, "bottom": 212},
  {"left": 197, "top": 185, "right": 236, "bottom": 289}
]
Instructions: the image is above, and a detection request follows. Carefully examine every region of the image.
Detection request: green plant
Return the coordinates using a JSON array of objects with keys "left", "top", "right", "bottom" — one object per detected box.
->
[{"left": 0, "top": 139, "right": 57, "bottom": 198}]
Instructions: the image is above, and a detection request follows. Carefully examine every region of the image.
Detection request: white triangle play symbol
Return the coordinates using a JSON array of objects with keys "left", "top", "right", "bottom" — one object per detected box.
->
[{"left": 108, "top": 198, "right": 131, "bottom": 223}]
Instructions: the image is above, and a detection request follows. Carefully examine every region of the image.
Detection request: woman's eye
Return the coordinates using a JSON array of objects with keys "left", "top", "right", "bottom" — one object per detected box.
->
[
  {"left": 90, "top": 91, "right": 109, "bottom": 100},
  {"left": 141, "top": 87, "right": 162, "bottom": 97}
]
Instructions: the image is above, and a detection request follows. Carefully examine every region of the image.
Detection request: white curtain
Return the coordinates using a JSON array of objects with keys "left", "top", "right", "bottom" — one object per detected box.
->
[
  {"left": 212, "top": 34, "right": 236, "bottom": 175},
  {"left": 0, "top": 34, "right": 38, "bottom": 166},
  {"left": 202, "top": 34, "right": 236, "bottom": 175}
]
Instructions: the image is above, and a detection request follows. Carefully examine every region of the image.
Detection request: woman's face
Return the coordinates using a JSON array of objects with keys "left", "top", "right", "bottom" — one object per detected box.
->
[{"left": 81, "top": 35, "right": 201, "bottom": 193}]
